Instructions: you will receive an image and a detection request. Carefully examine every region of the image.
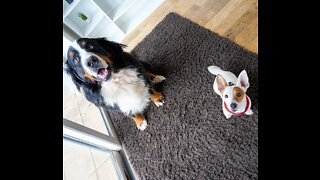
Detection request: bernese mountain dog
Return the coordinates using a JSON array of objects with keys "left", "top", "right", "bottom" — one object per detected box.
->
[{"left": 65, "top": 38, "right": 166, "bottom": 130}]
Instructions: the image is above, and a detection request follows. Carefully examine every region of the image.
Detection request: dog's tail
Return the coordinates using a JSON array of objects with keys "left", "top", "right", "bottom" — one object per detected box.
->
[{"left": 207, "top": 65, "right": 223, "bottom": 75}]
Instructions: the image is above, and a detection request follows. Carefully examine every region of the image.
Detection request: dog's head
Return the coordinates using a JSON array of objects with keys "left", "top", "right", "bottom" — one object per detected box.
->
[
  {"left": 216, "top": 70, "right": 250, "bottom": 112},
  {"left": 64, "top": 38, "right": 126, "bottom": 106},
  {"left": 65, "top": 38, "right": 126, "bottom": 84}
]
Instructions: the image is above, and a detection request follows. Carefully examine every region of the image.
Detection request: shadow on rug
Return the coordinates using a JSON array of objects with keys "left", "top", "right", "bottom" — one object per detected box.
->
[{"left": 109, "top": 13, "right": 258, "bottom": 180}]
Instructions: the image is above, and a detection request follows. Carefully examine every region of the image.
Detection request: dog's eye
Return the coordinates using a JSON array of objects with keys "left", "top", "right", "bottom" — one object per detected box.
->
[
  {"left": 73, "top": 57, "right": 79, "bottom": 64},
  {"left": 236, "top": 93, "right": 241, "bottom": 97},
  {"left": 225, "top": 95, "right": 228, "bottom": 98},
  {"left": 89, "top": 45, "right": 93, "bottom": 50}
]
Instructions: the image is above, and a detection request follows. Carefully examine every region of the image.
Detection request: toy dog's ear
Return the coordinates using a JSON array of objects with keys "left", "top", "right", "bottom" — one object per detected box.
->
[
  {"left": 237, "top": 70, "right": 250, "bottom": 91},
  {"left": 216, "top": 74, "right": 227, "bottom": 93}
]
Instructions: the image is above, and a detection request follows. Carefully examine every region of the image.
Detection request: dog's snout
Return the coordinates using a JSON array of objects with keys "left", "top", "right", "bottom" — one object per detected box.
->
[
  {"left": 87, "top": 56, "right": 98, "bottom": 67},
  {"left": 230, "top": 103, "right": 237, "bottom": 109}
]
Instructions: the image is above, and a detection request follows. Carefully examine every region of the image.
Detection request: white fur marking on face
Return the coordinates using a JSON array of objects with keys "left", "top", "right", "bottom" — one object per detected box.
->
[
  {"left": 101, "top": 69, "right": 150, "bottom": 115},
  {"left": 137, "top": 119, "right": 148, "bottom": 130},
  {"left": 221, "top": 86, "right": 234, "bottom": 105},
  {"left": 83, "top": 54, "right": 108, "bottom": 77}
]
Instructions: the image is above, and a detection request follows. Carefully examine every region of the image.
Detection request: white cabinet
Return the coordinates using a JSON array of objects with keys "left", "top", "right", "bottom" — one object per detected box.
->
[{"left": 63, "top": 0, "right": 164, "bottom": 42}]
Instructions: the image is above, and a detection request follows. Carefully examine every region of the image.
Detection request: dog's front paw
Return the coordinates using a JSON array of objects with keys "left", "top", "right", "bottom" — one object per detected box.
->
[
  {"left": 154, "top": 95, "right": 165, "bottom": 107},
  {"left": 152, "top": 75, "right": 166, "bottom": 84},
  {"left": 151, "top": 91, "right": 165, "bottom": 107},
  {"left": 137, "top": 119, "right": 148, "bottom": 131},
  {"left": 245, "top": 109, "right": 254, "bottom": 115},
  {"left": 224, "top": 111, "right": 232, "bottom": 119},
  {"left": 225, "top": 114, "right": 232, "bottom": 119}
]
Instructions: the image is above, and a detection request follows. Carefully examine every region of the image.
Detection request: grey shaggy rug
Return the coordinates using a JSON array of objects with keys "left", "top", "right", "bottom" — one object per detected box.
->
[{"left": 109, "top": 13, "right": 258, "bottom": 179}]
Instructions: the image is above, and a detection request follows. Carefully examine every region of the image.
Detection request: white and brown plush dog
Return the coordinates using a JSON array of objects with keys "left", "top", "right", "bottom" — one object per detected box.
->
[{"left": 208, "top": 66, "right": 253, "bottom": 119}]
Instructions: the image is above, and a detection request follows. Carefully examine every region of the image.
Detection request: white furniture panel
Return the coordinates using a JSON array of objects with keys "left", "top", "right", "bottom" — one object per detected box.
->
[
  {"left": 88, "top": 16, "right": 125, "bottom": 42},
  {"left": 114, "top": 0, "right": 164, "bottom": 33},
  {"left": 63, "top": 0, "right": 164, "bottom": 42}
]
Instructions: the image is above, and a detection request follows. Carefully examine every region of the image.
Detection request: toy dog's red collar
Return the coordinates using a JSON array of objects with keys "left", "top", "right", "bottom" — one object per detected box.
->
[{"left": 224, "top": 96, "right": 250, "bottom": 117}]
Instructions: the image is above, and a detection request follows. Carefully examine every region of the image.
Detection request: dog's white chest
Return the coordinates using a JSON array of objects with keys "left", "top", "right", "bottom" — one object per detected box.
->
[{"left": 101, "top": 69, "right": 150, "bottom": 115}]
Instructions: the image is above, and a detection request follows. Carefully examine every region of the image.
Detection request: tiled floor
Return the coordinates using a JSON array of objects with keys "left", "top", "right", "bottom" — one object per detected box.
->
[
  {"left": 63, "top": 71, "right": 120, "bottom": 180},
  {"left": 63, "top": 139, "right": 119, "bottom": 180}
]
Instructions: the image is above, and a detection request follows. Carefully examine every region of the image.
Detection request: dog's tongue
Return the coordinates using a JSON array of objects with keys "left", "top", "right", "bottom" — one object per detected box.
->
[{"left": 98, "top": 68, "right": 108, "bottom": 79}]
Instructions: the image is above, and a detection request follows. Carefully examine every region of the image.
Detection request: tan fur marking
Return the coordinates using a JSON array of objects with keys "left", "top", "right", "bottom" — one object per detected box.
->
[
  {"left": 80, "top": 40, "right": 87, "bottom": 46},
  {"left": 84, "top": 69, "right": 95, "bottom": 82},
  {"left": 132, "top": 113, "right": 145, "bottom": 126},
  {"left": 233, "top": 87, "right": 245, "bottom": 103},
  {"left": 151, "top": 90, "right": 163, "bottom": 103},
  {"left": 68, "top": 51, "right": 74, "bottom": 57},
  {"left": 100, "top": 55, "right": 113, "bottom": 65}
]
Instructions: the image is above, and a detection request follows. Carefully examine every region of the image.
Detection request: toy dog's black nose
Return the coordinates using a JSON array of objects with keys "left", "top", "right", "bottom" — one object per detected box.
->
[{"left": 230, "top": 103, "right": 237, "bottom": 109}]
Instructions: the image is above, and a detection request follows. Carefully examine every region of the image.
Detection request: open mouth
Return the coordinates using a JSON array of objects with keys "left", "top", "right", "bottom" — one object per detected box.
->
[{"left": 97, "top": 68, "right": 111, "bottom": 80}]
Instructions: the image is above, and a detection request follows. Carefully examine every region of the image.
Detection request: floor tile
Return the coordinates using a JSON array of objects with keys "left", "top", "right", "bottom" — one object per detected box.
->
[
  {"left": 64, "top": 140, "right": 96, "bottom": 180},
  {"left": 82, "top": 104, "right": 108, "bottom": 135},
  {"left": 96, "top": 158, "right": 120, "bottom": 180},
  {"left": 86, "top": 173, "right": 98, "bottom": 180},
  {"left": 90, "top": 147, "right": 113, "bottom": 169}
]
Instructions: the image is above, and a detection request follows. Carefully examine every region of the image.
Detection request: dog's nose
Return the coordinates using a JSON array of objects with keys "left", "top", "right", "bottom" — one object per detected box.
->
[
  {"left": 230, "top": 103, "right": 237, "bottom": 109},
  {"left": 91, "top": 57, "right": 98, "bottom": 62}
]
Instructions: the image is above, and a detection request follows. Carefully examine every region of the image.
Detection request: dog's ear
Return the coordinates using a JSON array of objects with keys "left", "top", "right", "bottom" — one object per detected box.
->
[
  {"left": 63, "top": 60, "right": 82, "bottom": 91},
  {"left": 216, "top": 74, "right": 227, "bottom": 93},
  {"left": 236, "top": 70, "right": 250, "bottom": 90}
]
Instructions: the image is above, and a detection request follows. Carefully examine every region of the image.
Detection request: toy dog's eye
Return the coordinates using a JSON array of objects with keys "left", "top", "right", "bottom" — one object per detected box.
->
[
  {"left": 225, "top": 95, "right": 228, "bottom": 98},
  {"left": 236, "top": 93, "right": 241, "bottom": 97}
]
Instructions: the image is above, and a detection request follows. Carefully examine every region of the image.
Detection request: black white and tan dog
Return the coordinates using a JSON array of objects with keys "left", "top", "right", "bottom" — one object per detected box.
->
[
  {"left": 208, "top": 65, "right": 253, "bottom": 119},
  {"left": 65, "top": 38, "right": 166, "bottom": 130}
]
